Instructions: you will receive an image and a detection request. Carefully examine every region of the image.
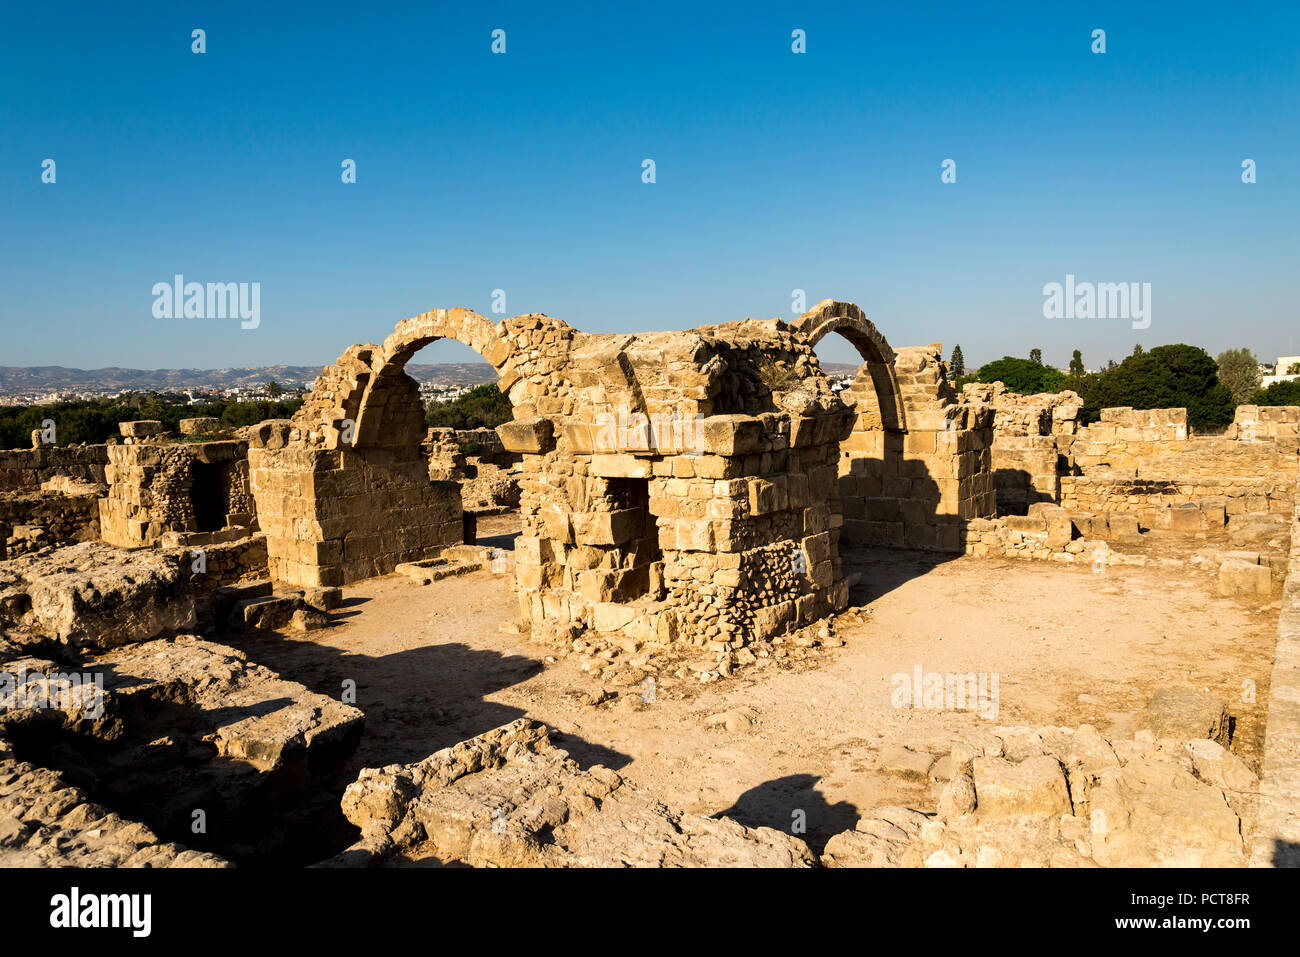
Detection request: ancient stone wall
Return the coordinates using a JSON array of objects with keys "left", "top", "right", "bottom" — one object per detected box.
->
[
  {"left": 1229, "top": 404, "right": 1300, "bottom": 451},
  {"left": 163, "top": 534, "right": 270, "bottom": 596},
  {"left": 0, "top": 483, "right": 102, "bottom": 559},
  {"left": 99, "top": 432, "right": 256, "bottom": 548},
  {"left": 1070, "top": 407, "right": 1190, "bottom": 473},
  {"left": 1251, "top": 474, "right": 1300, "bottom": 865},
  {"left": 0, "top": 445, "right": 108, "bottom": 492},
  {"left": 962, "top": 383, "right": 1081, "bottom": 514},
  {"left": 1059, "top": 475, "right": 1293, "bottom": 527},
  {"left": 510, "top": 316, "right": 854, "bottom": 648}
]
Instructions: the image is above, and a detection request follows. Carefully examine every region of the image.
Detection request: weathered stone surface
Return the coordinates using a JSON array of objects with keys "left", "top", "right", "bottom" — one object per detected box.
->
[
  {"left": 96, "top": 636, "right": 364, "bottom": 774},
  {"left": 335, "top": 719, "right": 815, "bottom": 867},
  {"left": 1218, "top": 557, "right": 1272, "bottom": 596},
  {"left": 823, "top": 724, "right": 1253, "bottom": 868},
  {"left": 1090, "top": 771, "right": 1245, "bottom": 867},
  {"left": 880, "top": 746, "right": 936, "bottom": 781},
  {"left": 0, "top": 742, "right": 230, "bottom": 868},
  {"left": 1139, "top": 687, "right": 1229, "bottom": 745},
  {"left": 972, "top": 755, "right": 1071, "bottom": 820},
  {"left": 0, "top": 542, "right": 195, "bottom": 651},
  {"left": 119, "top": 420, "right": 165, "bottom": 438}
]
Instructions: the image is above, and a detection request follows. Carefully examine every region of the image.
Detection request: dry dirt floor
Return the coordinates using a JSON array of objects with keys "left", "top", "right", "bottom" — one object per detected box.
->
[{"left": 223, "top": 513, "right": 1281, "bottom": 854}]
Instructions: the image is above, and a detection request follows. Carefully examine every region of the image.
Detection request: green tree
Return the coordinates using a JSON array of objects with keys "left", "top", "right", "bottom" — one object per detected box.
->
[
  {"left": 1082, "top": 344, "right": 1234, "bottom": 428},
  {"left": 1029, "top": 348, "right": 1042, "bottom": 365},
  {"left": 973, "top": 357, "right": 1067, "bottom": 395},
  {"left": 1215, "top": 348, "right": 1261, "bottom": 403},
  {"left": 425, "top": 383, "right": 512, "bottom": 429},
  {"left": 1250, "top": 380, "right": 1300, "bottom": 407},
  {"left": 266, "top": 380, "right": 284, "bottom": 398},
  {"left": 1068, "top": 349, "right": 1085, "bottom": 376},
  {"left": 949, "top": 344, "right": 965, "bottom": 378}
]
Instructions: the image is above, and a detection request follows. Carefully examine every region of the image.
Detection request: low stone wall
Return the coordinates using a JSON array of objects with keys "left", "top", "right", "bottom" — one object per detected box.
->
[
  {"left": 0, "top": 445, "right": 108, "bottom": 491},
  {"left": 1060, "top": 475, "right": 1293, "bottom": 527},
  {"left": 0, "top": 487, "right": 102, "bottom": 558},
  {"left": 959, "top": 508, "right": 1130, "bottom": 565},
  {"left": 1229, "top": 404, "right": 1300, "bottom": 452},
  {"left": 163, "top": 533, "right": 270, "bottom": 596}
]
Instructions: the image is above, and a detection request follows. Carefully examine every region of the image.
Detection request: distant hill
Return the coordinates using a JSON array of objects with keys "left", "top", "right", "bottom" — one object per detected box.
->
[
  {"left": 0, "top": 363, "right": 501, "bottom": 395},
  {"left": 0, "top": 359, "right": 862, "bottom": 398}
]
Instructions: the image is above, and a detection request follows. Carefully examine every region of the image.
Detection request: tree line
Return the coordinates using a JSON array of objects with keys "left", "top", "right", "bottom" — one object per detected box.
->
[
  {"left": 947, "top": 343, "right": 1298, "bottom": 430},
  {"left": 0, "top": 393, "right": 304, "bottom": 449}
]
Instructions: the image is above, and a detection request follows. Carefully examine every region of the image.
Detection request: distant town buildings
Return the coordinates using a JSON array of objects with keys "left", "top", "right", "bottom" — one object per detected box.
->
[{"left": 1261, "top": 356, "right": 1300, "bottom": 389}]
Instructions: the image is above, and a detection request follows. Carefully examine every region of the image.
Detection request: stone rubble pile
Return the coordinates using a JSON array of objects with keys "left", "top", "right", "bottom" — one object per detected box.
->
[
  {"left": 825, "top": 716, "right": 1254, "bottom": 868},
  {"left": 330, "top": 718, "right": 816, "bottom": 867}
]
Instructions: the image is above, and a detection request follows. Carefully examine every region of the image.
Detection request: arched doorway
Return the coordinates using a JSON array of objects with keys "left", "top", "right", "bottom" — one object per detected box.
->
[{"left": 249, "top": 308, "right": 524, "bottom": 586}]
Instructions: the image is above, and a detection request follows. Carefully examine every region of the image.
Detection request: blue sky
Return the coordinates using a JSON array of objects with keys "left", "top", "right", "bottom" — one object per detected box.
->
[{"left": 2, "top": 1, "right": 1297, "bottom": 371}]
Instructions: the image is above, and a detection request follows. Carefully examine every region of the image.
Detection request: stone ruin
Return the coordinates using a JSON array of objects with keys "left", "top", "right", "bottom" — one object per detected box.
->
[
  {"left": 98, "top": 422, "right": 258, "bottom": 550},
  {"left": 246, "top": 300, "right": 998, "bottom": 649},
  {"left": 3, "top": 297, "right": 1299, "bottom": 870}
]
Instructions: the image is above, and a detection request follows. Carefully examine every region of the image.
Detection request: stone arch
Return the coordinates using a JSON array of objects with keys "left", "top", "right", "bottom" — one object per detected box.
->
[
  {"left": 352, "top": 307, "right": 514, "bottom": 448},
  {"left": 794, "top": 299, "right": 907, "bottom": 433}
]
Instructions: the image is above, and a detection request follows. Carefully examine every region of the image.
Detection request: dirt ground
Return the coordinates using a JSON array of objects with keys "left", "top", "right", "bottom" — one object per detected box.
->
[{"left": 225, "top": 513, "right": 1281, "bottom": 853}]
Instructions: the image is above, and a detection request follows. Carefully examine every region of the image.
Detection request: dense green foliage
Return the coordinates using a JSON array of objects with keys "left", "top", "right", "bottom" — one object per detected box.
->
[
  {"left": 424, "top": 383, "right": 512, "bottom": 430},
  {"left": 966, "top": 343, "right": 1247, "bottom": 430},
  {"left": 1250, "top": 379, "right": 1300, "bottom": 407},
  {"left": 1072, "top": 344, "right": 1235, "bottom": 428},
  {"left": 972, "top": 357, "right": 1067, "bottom": 394},
  {"left": 0, "top": 395, "right": 303, "bottom": 449}
]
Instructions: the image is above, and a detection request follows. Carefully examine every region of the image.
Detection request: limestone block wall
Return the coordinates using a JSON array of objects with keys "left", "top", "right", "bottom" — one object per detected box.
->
[
  {"left": 0, "top": 486, "right": 102, "bottom": 559},
  {"left": 163, "top": 534, "right": 270, "bottom": 596},
  {"left": 248, "top": 439, "right": 463, "bottom": 587},
  {"left": 511, "top": 318, "right": 856, "bottom": 647},
  {"left": 99, "top": 439, "right": 256, "bottom": 548},
  {"left": 0, "top": 445, "right": 108, "bottom": 491},
  {"left": 1229, "top": 405, "right": 1300, "bottom": 452},
  {"left": 1059, "top": 475, "right": 1294, "bottom": 525},
  {"left": 962, "top": 384, "right": 1082, "bottom": 514},
  {"left": 1070, "top": 407, "right": 1189, "bottom": 473}
]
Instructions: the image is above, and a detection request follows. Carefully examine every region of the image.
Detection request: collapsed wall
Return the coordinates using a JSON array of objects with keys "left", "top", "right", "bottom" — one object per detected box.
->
[{"left": 424, "top": 427, "right": 521, "bottom": 512}]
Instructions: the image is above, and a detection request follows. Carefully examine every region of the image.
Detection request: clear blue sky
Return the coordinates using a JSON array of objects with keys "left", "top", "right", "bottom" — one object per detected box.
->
[{"left": 2, "top": 1, "right": 1297, "bottom": 371}]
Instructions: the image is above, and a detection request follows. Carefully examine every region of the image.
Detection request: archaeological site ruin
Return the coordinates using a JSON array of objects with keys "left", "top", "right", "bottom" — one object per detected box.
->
[{"left": 2, "top": 299, "right": 1299, "bottom": 872}]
